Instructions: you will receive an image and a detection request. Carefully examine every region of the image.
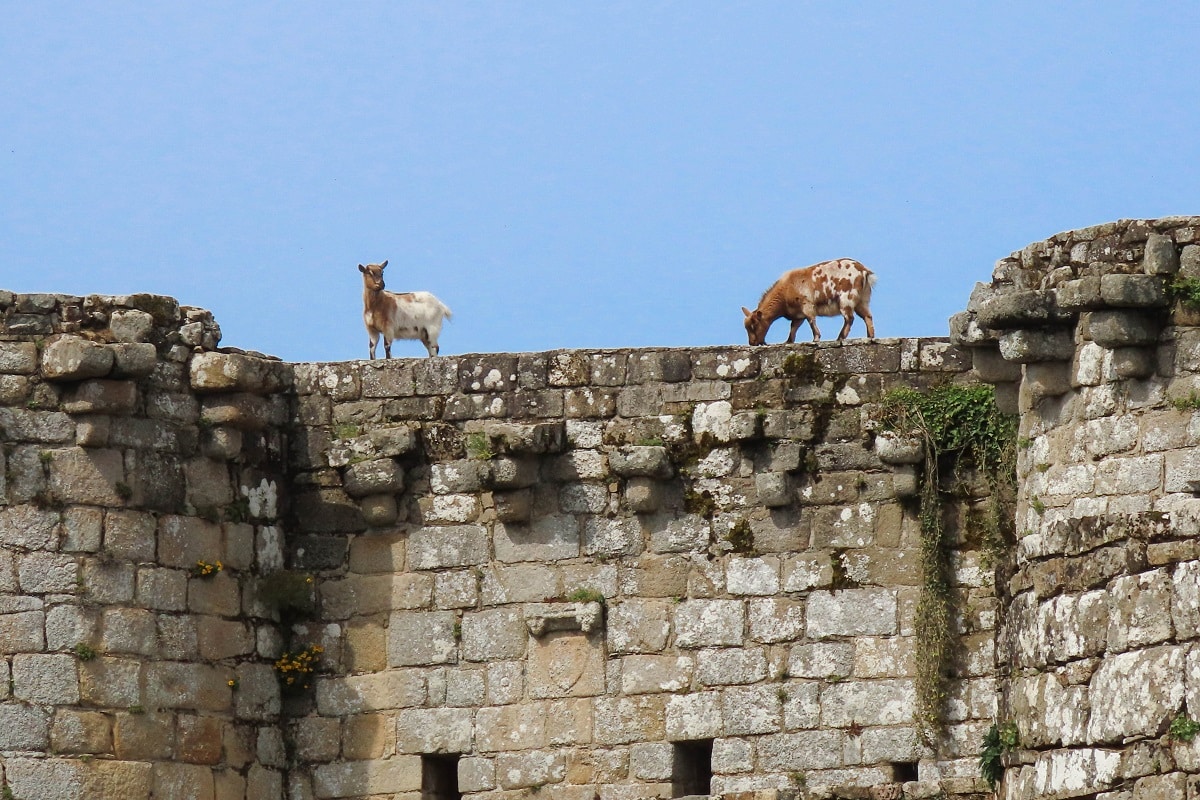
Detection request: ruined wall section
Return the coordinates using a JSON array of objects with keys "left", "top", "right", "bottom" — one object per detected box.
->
[
  {"left": 284, "top": 340, "right": 998, "bottom": 799},
  {"left": 0, "top": 292, "right": 293, "bottom": 799},
  {"left": 951, "top": 217, "right": 1200, "bottom": 799}
]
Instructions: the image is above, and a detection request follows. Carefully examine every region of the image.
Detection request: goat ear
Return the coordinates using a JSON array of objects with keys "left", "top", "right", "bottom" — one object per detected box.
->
[
  {"left": 380, "top": 260, "right": 388, "bottom": 269},
  {"left": 741, "top": 306, "right": 752, "bottom": 318},
  {"left": 358, "top": 264, "right": 367, "bottom": 273}
]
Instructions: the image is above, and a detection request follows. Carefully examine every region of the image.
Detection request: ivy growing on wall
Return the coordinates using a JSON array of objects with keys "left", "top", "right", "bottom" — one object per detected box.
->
[{"left": 878, "top": 383, "right": 1017, "bottom": 743}]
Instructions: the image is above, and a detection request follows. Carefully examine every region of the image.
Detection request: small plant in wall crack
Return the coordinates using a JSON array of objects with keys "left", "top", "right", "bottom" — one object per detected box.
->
[
  {"left": 275, "top": 644, "right": 324, "bottom": 691},
  {"left": 979, "top": 721, "right": 1019, "bottom": 790},
  {"left": 466, "top": 431, "right": 497, "bottom": 460},
  {"left": 74, "top": 642, "right": 97, "bottom": 661},
  {"left": 1170, "top": 712, "right": 1200, "bottom": 742},
  {"left": 191, "top": 560, "right": 223, "bottom": 578}
]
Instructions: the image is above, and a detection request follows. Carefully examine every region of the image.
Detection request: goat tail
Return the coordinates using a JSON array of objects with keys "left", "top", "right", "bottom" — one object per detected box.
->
[{"left": 439, "top": 300, "right": 454, "bottom": 320}]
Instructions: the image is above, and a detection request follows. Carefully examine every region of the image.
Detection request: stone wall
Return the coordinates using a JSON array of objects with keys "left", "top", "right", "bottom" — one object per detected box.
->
[
  {"left": 951, "top": 217, "right": 1200, "bottom": 800},
  {"left": 9, "top": 215, "right": 1200, "bottom": 800},
  {"left": 282, "top": 341, "right": 995, "bottom": 799},
  {"left": 0, "top": 292, "right": 292, "bottom": 798},
  {"left": 0, "top": 284, "right": 999, "bottom": 800}
]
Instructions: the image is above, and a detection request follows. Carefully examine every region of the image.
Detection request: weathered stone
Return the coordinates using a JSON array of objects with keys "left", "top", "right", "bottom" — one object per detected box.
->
[
  {"left": 42, "top": 337, "right": 114, "bottom": 381},
  {"left": 1082, "top": 310, "right": 1161, "bottom": 348},
  {"left": 189, "top": 351, "right": 286, "bottom": 394},
  {"left": 999, "top": 329, "right": 1075, "bottom": 363},
  {"left": 1099, "top": 274, "right": 1168, "bottom": 307},
  {"left": 673, "top": 599, "right": 745, "bottom": 648},
  {"left": 806, "top": 588, "right": 897, "bottom": 638},
  {"left": 1144, "top": 233, "right": 1179, "bottom": 274},
  {"left": 342, "top": 458, "right": 404, "bottom": 497},
  {"left": 387, "top": 610, "right": 458, "bottom": 666},
  {"left": 976, "top": 290, "right": 1066, "bottom": 329},
  {"left": 1087, "top": 645, "right": 1185, "bottom": 743}
]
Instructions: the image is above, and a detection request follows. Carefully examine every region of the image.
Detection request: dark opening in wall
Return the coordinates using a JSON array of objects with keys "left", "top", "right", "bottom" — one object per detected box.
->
[
  {"left": 672, "top": 739, "right": 713, "bottom": 797},
  {"left": 892, "top": 761, "right": 919, "bottom": 782},
  {"left": 422, "top": 754, "right": 461, "bottom": 800}
]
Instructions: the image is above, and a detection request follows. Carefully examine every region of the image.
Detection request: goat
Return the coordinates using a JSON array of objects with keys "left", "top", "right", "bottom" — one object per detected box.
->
[
  {"left": 358, "top": 260, "right": 453, "bottom": 358},
  {"left": 741, "top": 258, "right": 876, "bottom": 345}
]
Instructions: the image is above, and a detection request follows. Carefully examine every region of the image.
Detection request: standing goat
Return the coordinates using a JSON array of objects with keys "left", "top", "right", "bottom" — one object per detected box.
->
[
  {"left": 741, "top": 258, "right": 876, "bottom": 345},
  {"left": 358, "top": 260, "right": 453, "bottom": 358}
]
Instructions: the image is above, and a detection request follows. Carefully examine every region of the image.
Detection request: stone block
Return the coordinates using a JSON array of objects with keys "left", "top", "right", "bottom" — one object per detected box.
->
[
  {"left": 48, "top": 446, "right": 126, "bottom": 505},
  {"left": 0, "top": 607, "right": 45, "bottom": 652},
  {"left": 607, "top": 600, "right": 672, "bottom": 655},
  {"left": 312, "top": 756, "right": 422, "bottom": 799},
  {"left": 188, "top": 571, "right": 241, "bottom": 617},
  {"left": 315, "top": 670, "right": 424, "bottom": 715},
  {"left": 494, "top": 749, "right": 567, "bottom": 790},
  {"left": 51, "top": 709, "right": 113, "bottom": 755},
  {"left": 145, "top": 662, "right": 231, "bottom": 712},
  {"left": 395, "top": 707, "right": 474, "bottom": 753},
  {"left": 1100, "top": 273, "right": 1167, "bottom": 307},
  {"left": 673, "top": 599, "right": 745, "bottom": 648},
  {"left": 461, "top": 606, "right": 527, "bottom": 661},
  {"left": 1144, "top": 233, "right": 1179, "bottom": 274},
  {"left": 694, "top": 647, "right": 767, "bottom": 686},
  {"left": 1082, "top": 310, "right": 1161, "bottom": 348},
  {"left": 620, "top": 654, "right": 693, "bottom": 694},
  {"left": 110, "top": 342, "right": 159, "bottom": 378},
  {"left": 665, "top": 692, "right": 722, "bottom": 740},
  {"left": 747, "top": 598, "right": 804, "bottom": 643},
  {"left": 0, "top": 704, "right": 50, "bottom": 749},
  {"left": 458, "top": 757, "right": 496, "bottom": 792},
  {"left": 999, "top": 329, "right": 1075, "bottom": 363},
  {"left": 787, "top": 641, "right": 854, "bottom": 680},
  {"left": 360, "top": 493, "right": 398, "bottom": 526},
  {"left": 755, "top": 472, "right": 792, "bottom": 506},
  {"left": 0, "top": 341, "right": 38, "bottom": 373},
  {"left": 610, "top": 446, "right": 674, "bottom": 479},
  {"left": 475, "top": 704, "right": 547, "bottom": 751},
  {"left": 387, "top": 610, "right": 458, "bottom": 666},
  {"left": 975, "top": 290, "right": 1065, "bottom": 329},
  {"left": 343, "top": 458, "right": 404, "bottom": 497},
  {"left": 417, "top": 491, "right": 481, "bottom": 524},
  {"left": 1, "top": 505, "right": 61, "bottom": 550},
  {"left": 189, "top": 351, "right": 286, "bottom": 394},
  {"left": 78, "top": 657, "right": 141, "bottom": 707},
  {"left": 594, "top": 695, "right": 666, "bottom": 744},
  {"left": 62, "top": 379, "right": 138, "bottom": 414},
  {"left": 496, "top": 513, "right": 580, "bottom": 563},
  {"left": 42, "top": 337, "right": 114, "bottom": 381},
  {"left": 727, "top": 557, "right": 781, "bottom": 596},
  {"left": 61, "top": 506, "right": 103, "bottom": 553},
  {"left": 408, "top": 524, "right": 489, "bottom": 569},
  {"left": 806, "top": 588, "right": 897, "bottom": 638},
  {"left": 105, "top": 509, "right": 158, "bottom": 562},
  {"left": 480, "top": 563, "right": 558, "bottom": 605},
  {"left": 582, "top": 516, "right": 644, "bottom": 557},
  {"left": 13, "top": 653, "right": 79, "bottom": 705},
  {"left": 722, "top": 684, "right": 783, "bottom": 735},
  {"left": 647, "top": 514, "right": 709, "bottom": 554},
  {"left": 1088, "top": 645, "right": 1185, "bottom": 743}
]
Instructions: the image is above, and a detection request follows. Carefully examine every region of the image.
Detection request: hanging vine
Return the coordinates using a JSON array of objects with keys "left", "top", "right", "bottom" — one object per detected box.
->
[{"left": 878, "top": 383, "right": 1016, "bottom": 743}]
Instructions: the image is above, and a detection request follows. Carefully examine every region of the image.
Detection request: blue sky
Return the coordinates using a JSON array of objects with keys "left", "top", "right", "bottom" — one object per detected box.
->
[{"left": 4, "top": 3, "right": 1199, "bottom": 363}]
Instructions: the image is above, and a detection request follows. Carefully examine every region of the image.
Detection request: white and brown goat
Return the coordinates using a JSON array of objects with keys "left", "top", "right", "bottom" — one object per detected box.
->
[
  {"left": 358, "top": 260, "right": 453, "bottom": 358},
  {"left": 741, "top": 258, "right": 876, "bottom": 345}
]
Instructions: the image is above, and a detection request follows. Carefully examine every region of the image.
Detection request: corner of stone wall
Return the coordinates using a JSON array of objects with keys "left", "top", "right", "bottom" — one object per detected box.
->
[
  {"left": 948, "top": 217, "right": 1200, "bottom": 800},
  {"left": 0, "top": 291, "right": 296, "bottom": 800}
]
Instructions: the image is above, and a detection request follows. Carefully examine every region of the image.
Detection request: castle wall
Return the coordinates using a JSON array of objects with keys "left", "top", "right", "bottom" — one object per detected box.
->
[
  {"left": 0, "top": 293, "right": 292, "bottom": 799},
  {"left": 283, "top": 340, "right": 995, "bottom": 799},
  {"left": 8, "top": 215, "right": 1200, "bottom": 800},
  {"left": 951, "top": 217, "right": 1200, "bottom": 800}
]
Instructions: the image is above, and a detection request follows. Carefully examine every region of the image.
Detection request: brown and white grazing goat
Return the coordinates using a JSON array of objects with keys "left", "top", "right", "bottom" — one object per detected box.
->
[
  {"left": 741, "top": 258, "right": 876, "bottom": 345},
  {"left": 359, "top": 260, "right": 453, "bottom": 358}
]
